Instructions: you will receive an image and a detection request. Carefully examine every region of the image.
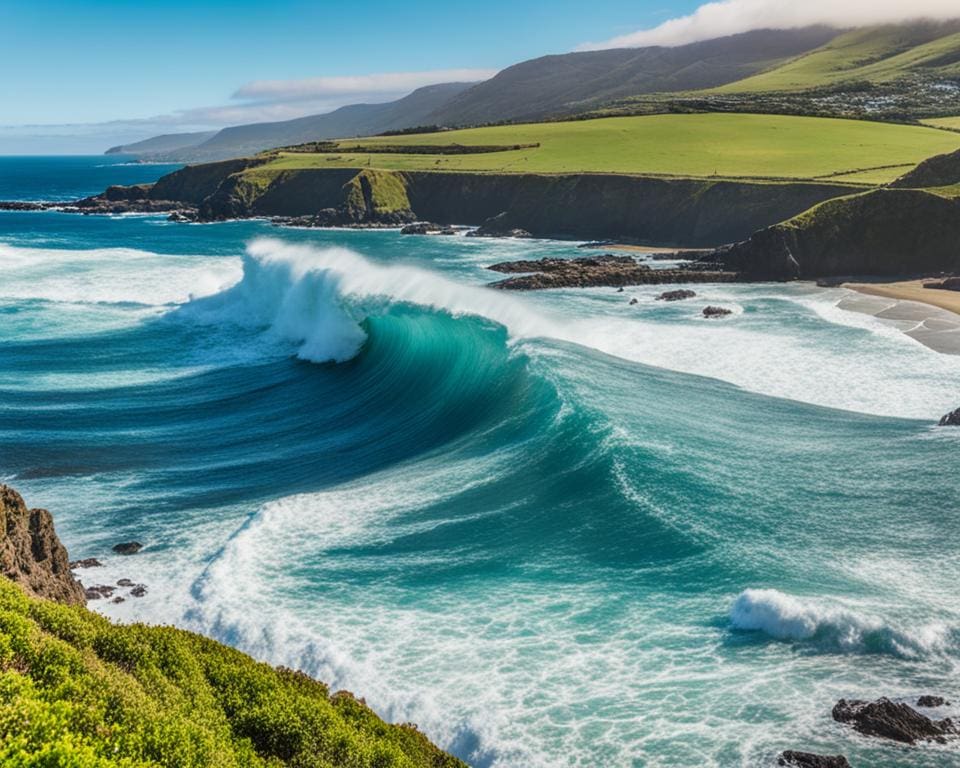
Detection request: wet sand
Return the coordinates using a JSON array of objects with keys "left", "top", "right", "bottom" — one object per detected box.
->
[{"left": 841, "top": 280, "right": 960, "bottom": 355}]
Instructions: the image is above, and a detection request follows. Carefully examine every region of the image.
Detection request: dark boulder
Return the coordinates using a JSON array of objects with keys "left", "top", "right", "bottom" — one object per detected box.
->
[
  {"left": 117, "top": 578, "right": 134, "bottom": 587},
  {"left": 657, "top": 289, "right": 697, "bottom": 302},
  {"left": 939, "top": 409, "right": 960, "bottom": 427},
  {"left": 84, "top": 584, "right": 115, "bottom": 599},
  {"left": 112, "top": 542, "right": 143, "bottom": 555},
  {"left": 130, "top": 584, "right": 147, "bottom": 597},
  {"left": 832, "top": 697, "right": 957, "bottom": 744},
  {"left": 629, "top": 298, "right": 638, "bottom": 305},
  {"left": 703, "top": 306, "right": 733, "bottom": 318},
  {"left": 917, "top": 696, "right": 950, "bottom": 708},
  {"left": 777, "top": 750, "right": 851, "bottom": 768},
  {"left": 70, "top": 558, "right": 103, "bottom": 569}
]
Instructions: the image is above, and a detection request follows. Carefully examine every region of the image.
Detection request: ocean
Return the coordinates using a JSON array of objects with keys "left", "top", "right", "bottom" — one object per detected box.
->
[{"left": 1, "top": 156, "right": 959, "bottom": 767}]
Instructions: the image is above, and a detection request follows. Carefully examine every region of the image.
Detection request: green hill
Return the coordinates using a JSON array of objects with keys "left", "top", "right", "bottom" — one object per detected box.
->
[
  {"left": 258, "top": 113, "right": 960, "bottom": 184},
  {"left": 427, "top": 27, "right": 838, "bottom": 125},
  {"left": 713, "top": 21, "right": 960, "bottom": 93}
]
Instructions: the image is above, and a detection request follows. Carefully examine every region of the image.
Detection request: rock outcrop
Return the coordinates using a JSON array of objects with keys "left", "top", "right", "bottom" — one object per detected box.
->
[
  {"left": 487, "top": 255, "right": 740, "bottom": 290},
  {"left": 832, "top": 697, "right": 957, "bottom": 744},
  {"left": 777, "top": 751, "right": 851, "bottom": 768},
  {"left": 917, "top": 695, "right": 950, "bottom": 708},
  {"left": 939, "top": 408, "right": 960, "bottom": 427},
  {"left": 702, "top": 306, "right": 733, "bottom": 318},
  {"left": 0, "top": 485, "right": 85, "bottom": 604},
  {"left": 657, "top": 289, "right": 697, "bottom": 301}
]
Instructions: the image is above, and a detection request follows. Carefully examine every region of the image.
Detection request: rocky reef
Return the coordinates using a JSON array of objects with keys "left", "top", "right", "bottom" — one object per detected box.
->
[
  {"left": 487, "top": 254, "right": 740, "bottom": 290},
  {"left": 777, "top": 751, "right": 851, "bottom": 768},
  {"left": 832, "top": 697, "right": 957, "bottom": 744},
  {"left": 0, "top": 485, "right": 84, "bottom": 605}
]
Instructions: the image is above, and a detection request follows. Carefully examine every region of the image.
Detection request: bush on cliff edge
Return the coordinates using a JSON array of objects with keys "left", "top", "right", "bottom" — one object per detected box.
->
[{"left": 0, "top": 576, "right": 463, "bottom": 768}]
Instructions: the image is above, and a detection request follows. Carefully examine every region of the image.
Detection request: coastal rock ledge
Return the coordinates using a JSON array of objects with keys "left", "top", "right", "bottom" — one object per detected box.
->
[
  {"left": 832, "top": 697, "right": 957, "bottom": 744},
  {"left": 0, "top": 484, "right": 85, "bottom": 604},
  {"left": 777, "top": 751, "right": 851, "bottom": 768}
]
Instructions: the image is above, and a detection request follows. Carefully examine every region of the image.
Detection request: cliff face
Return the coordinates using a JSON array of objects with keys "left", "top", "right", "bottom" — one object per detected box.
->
[
  {"left": 0, "top": 485, "right": 84, "bottom": 605},
  {"left": 145, "top": 162, "right": 852, "bottom": 247},
  {"left": 698, "top": 188, "right": 960, "bottom": 279}
]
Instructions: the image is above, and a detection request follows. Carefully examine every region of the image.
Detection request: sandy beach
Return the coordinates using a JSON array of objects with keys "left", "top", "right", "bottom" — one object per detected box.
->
[
  {"left": 844, "top": 279, "right": 960, "bottom": 315},
  {"left": 841, "top": 280, "right": 960, "bottom": 355}
]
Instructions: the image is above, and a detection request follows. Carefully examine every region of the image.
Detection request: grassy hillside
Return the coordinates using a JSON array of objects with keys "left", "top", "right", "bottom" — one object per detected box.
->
[
  {"left": 428, "top": 27, "right": 838, "bottom": 125},
  {"left": 923, "top": 116, "right": 960, "bottom": 130},
  {"left": 0, "top": 575, "right": 463, "bottom": 767},
  {"left": 713, "top": 21, "right": 960, "bottom": 93},
  {"left": 258, "top": 113, "right": 960, "bottom": 184}
]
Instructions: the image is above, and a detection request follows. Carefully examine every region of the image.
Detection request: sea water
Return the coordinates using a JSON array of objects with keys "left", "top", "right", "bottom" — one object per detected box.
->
[{"left": 1, "top": 156, "right": 959, "bottom": 767}]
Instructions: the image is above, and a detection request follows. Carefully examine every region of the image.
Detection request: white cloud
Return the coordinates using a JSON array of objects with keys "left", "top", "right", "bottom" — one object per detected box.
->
[
  {"left": 233, "top": 69, "right": 497, "bottom": 103},
  {"left": 579, "top": 0, "right": 960, "bottom": 49}
]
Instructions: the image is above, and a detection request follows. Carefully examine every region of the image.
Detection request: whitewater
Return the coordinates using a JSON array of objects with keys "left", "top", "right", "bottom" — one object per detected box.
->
[{"left": 2, "top": 157, "right": 959, "bottom": 767}]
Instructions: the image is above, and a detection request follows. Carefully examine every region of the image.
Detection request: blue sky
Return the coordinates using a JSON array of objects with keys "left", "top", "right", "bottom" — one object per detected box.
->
[
  {"left": 0, "top": 0, "right": 696, "bottom": 145},
  {"left": 0, "top": 0, "right": 951, "bottom": 151}
]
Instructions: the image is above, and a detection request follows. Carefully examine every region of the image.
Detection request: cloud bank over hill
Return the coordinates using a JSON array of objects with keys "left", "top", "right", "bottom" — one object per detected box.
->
[{"left": 580, "top": 0, "right": 960, "bottom": 49}]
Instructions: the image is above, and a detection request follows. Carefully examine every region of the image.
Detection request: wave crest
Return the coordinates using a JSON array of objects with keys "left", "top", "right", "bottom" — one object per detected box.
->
[
  {"left": 178, "top": 237, "right": 556, "bottom": 364},
  {"left": 730, "top": 588, "right": 955, "bottom": 658}
]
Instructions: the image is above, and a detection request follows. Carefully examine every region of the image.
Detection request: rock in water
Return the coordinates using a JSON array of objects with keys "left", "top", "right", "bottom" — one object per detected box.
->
[
  {"left": 832, "top": 697, "right": 957, "bottom": 744},
  {"left": 777, "top": 751, "right": 852, "bottom": 768},
  {"left": 917, "top": 696, "right": 950, "bottom": 708},
  {"left": 70, "top": 557, "right": 103, "bottom": 569},
  {"left": 112, "top": 541, "right": 143, "bottom": 555},
  {"left": 939, "top": 408, "right": 960, "bottom": 427},
  {"left": 703, "top": 306, "right": 733, "bottom": 318},
  {"left": 0, "top": 485, "right": 85, "bottom": 604},
  {"left": 657, "top": 289, "right": 697, "bottom": 302}
]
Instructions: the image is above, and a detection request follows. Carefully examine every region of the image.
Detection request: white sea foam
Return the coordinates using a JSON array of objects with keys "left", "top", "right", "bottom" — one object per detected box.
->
[
  {"left": 178, "top": 238, "right": 960, "bottom": 419},
  {"left": 730, "top": 588, "right": 955, "bottom": 658},
  {"left": 0, "top": 242, "right": 240, "bottom": 306}
]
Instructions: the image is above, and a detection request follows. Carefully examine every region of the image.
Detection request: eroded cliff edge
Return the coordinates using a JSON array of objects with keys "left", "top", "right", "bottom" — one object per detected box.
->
[
  {"left": 79, "top": 161, "right": 854, "bottom": 248},
  {"left": 0, "top": 484, "right": 85, "bottom": 604}
]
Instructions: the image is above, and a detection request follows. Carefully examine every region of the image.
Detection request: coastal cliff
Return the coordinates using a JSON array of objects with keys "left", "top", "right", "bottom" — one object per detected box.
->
[
  {"left": 100, "top": 163, "right": 853, "bottom": 248},
  {"left": 0, "top": 485, "right": 465, "bottom": 768},
  {"left": 694, "top": 188, "right": 960, "bottom": 279},
  {"left": 1, "top": 484, "right": 84, "bottom": 605}
]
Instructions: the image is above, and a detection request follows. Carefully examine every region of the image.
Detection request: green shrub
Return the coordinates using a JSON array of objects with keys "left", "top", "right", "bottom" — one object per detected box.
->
[{"left": 0, "top": 578, "right": 464, "bottom": 768}]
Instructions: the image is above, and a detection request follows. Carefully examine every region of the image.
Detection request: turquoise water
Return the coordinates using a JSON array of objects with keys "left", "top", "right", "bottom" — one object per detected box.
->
[{"left": 2, "top": 157, "right": 960, "bottom": 767}]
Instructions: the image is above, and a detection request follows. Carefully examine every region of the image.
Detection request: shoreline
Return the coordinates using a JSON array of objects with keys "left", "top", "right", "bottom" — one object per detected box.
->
[
  {"left": 843, "top": 279, "right": 960, "bottom": 316},
  {"left": 840, "top": 280, "right": 960, "bottom": 355}
]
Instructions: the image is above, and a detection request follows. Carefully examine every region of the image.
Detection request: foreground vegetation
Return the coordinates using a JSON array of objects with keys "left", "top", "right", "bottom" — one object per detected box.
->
[
  {"left": 0, "top": 576, "right": 463, "bottom": 768},
  {"left": 259, "top": 113, "right": 960, "bottom": 184}
]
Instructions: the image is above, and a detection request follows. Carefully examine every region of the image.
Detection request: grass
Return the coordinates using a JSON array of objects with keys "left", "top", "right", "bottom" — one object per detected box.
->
[
  {"left": 923, "top": 116, "right": 960, "bottom": 131},
  {"left": 712, "top": 24, "right": 960, "bottom": 94},
  {"left": 257, "top": 113, "right": 960, "bottom": 185},
  {"left": 0, "top": 576, "right": 463, "bottom": 768}
]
